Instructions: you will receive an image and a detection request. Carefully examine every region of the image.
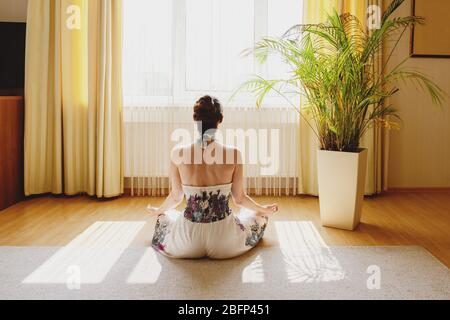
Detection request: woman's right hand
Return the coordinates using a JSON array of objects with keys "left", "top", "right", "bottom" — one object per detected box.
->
[{"left": 147, "top": 205, "right": 162, "bottom": 216}]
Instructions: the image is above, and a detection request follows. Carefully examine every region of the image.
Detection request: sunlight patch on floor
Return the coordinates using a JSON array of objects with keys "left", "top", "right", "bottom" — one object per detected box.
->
[
  {"left": 242, "top": 254, "right": 265, "bottom": 283},
  {"left": 275, "top": 221, "right": 346, "bottom": 283},
  {"left": 22, "top": 221, "right": 145, "bottom": 285},
  {"left": 126, "top": 247, "right": 162, "bottom": 284}
]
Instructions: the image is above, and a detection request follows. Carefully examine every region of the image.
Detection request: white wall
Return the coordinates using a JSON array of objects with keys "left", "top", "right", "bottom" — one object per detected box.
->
[
  {"left": 0, "top": 0, "right": 27, "bottom": 22},
  {"left": 387, "top": 0, "right": 450, "bottom": 188}
]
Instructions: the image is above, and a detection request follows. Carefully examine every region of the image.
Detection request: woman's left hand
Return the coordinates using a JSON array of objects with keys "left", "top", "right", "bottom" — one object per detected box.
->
[
  {"left": 147, "top": 205, "right": 161, "bottom": 215},
  {"left": 260, "top": 204, "right": 279, "bottom": 215}
]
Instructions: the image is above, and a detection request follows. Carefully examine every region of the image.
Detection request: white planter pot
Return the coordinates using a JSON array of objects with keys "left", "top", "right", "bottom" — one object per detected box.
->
[{"left": 317, "top": 148, "right": 368, "bottom": 230}]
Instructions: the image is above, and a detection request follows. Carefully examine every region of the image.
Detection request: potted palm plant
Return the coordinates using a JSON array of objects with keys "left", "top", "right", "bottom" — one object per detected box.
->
[{"left": 238, "top": 0, "right": 444, "bottom": 230}]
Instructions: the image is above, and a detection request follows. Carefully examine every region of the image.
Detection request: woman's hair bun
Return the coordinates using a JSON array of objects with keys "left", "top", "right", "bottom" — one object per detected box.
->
[{"left": 193, "top": 95, "right": 224, "bottom": 126}]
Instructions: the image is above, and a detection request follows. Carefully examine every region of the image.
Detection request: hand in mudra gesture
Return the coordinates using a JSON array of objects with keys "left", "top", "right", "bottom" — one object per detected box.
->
[
  {"left": 259, "top": 204, "right": 278, "bottom": 216},
  {"left": 147, "top": 205, "right": 161, "bottom": 216}
]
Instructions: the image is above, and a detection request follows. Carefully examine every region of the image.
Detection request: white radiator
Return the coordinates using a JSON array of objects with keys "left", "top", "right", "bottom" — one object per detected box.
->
[{"left": 124, "top": 106, "right": 299, "bottom": 196}]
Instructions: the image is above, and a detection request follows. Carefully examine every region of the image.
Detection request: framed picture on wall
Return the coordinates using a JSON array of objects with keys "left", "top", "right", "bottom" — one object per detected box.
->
[{"left": 410, "top": 0, "right": 450, "bottom": 58}]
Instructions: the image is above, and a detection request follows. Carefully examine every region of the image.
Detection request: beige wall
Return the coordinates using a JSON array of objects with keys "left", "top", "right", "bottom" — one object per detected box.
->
[
  {"left": 0, "top": 0, "right": 27, "bottom": 22},
  {"left": 386, "top": 0, "right": 450, "bottom": 189}
]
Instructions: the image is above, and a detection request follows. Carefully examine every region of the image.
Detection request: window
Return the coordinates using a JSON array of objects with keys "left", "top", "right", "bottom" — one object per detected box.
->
[{"left": 123, "top": 0, "right": 303, "bottom": 107}]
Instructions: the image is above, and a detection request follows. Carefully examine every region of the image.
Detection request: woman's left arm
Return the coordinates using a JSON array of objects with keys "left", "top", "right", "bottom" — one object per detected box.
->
[{"left": 147, "top": 160, "right": 184, "bottom": 215}]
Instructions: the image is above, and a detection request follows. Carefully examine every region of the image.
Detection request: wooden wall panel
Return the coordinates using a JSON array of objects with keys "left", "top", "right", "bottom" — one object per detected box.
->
[{"left": 0, "top": 96, "right": 24, "bottom": 210}]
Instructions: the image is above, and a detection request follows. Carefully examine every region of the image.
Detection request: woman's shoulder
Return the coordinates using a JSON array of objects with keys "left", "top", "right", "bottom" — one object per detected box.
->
[
  {"left": 170, "top": 142, "right": 242, "bottom": 165},
  {"left": 219, "top": 143, "right": 242, "bottom": 164},
  {"left": 170, "top": 144, "right": 192, "bottom": 164}
]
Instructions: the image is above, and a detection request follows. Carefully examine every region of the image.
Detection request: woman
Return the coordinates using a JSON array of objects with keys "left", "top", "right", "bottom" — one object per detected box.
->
[{"left": 148, "top": 95, "right": 278, "bottom": 259}]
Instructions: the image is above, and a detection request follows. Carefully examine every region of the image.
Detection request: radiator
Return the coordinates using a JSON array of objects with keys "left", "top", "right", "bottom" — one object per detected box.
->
[{"left": 124, "top": 106, "right": 299, "bottom": 196}]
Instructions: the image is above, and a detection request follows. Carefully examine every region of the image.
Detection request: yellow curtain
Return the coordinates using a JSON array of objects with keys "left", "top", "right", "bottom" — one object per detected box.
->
[
  {"left": 300, "top": 0, "right": 387, "bottom": 195},
  {"left": 24, "top": 0, "right": 123, "bottom": 198}
]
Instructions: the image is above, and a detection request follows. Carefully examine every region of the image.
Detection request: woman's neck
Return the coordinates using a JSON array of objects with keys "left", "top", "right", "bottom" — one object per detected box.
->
[{"left": 196, "top": 129, "right": 217, "bottom": 149}]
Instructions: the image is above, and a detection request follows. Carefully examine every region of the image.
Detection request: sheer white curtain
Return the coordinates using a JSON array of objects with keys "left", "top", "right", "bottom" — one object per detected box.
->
[{"left": 123, "top": 0, "right": 303, "bottom": 196}]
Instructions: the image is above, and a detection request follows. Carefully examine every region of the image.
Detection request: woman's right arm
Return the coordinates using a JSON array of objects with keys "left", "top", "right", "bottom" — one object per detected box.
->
[
  {"left": 231, "top": 150, "right": 278, "bottom": 216},
  {"left": 147, "top": 150, "right": 184, "bottom": 215}
]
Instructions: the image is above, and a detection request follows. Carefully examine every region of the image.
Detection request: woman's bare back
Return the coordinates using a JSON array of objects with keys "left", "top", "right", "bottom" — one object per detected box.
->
[{"left": 176, "top": 142, "right": 239, "bottom": 187}]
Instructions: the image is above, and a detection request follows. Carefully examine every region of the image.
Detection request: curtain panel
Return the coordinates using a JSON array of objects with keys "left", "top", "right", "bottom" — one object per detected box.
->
[{"left": 24, "top": 0, "right": 123, "bottom": 198}]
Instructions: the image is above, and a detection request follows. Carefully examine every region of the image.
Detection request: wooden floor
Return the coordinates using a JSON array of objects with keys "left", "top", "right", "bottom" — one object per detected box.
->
[{"left": 0, "top": 192, "right": 449, "bottom": 267}]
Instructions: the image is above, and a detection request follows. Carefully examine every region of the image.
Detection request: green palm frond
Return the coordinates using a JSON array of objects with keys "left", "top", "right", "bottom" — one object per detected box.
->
[
  {"left": 233, "top": 0, "right": 445, "bottom": 152},
  {"left": 382, "top": 0, "right": 408, "bottom": 24}
]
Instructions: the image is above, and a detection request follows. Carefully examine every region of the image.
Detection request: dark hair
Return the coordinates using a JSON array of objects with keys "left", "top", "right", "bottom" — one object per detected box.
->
[{"left": 193, "top": 95, "right": 223, "bottom": 135}]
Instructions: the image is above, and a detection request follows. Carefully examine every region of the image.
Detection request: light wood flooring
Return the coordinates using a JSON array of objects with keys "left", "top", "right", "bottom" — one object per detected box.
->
[{"left": 0, "top": 192, "right": 449, "bottom": 267}]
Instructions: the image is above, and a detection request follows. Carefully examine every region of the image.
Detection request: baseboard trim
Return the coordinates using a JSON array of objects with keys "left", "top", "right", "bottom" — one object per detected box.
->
[
  {"left": 387, "top": 187, "right": 450, "bottom": 193},
  {"left": 125, "top": 186, "right": 450, "bottom": 196},
  {"left": 123, "top": 188, "right": 169, "bottom": 197}
]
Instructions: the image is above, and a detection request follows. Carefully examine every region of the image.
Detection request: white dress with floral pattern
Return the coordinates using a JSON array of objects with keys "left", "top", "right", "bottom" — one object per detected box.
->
[{"left": 151, "top": 183, "right": 268, "bottom": 259}]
